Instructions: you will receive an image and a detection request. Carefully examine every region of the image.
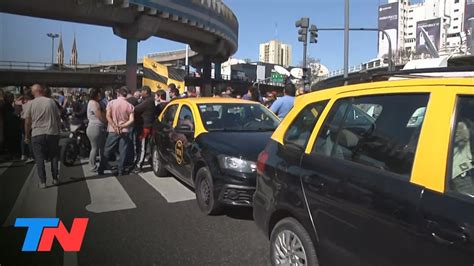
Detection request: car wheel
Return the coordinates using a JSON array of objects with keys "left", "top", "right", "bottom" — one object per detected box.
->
[
  {"left": 270, "top": 217, "right": 319, "bottom": 266},
  {"left": 152, "top": 145, "right": 168, "bottom": 177},
  {"left": 195, "top": 167, "right": 221, "bottom": 215}
]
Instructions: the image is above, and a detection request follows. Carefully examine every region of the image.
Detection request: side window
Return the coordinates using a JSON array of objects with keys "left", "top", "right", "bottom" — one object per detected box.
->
[
  {"left": 284, "top": 101, "right": 328, "bottom": 148},
  {"left": 177, "top": 105, "right": 195, "bottom": 130},
  {"left": 313, "top": 94, "right": 429, "bottom": 177},
  {"left": 162, "top": 104, "right": 178, "bottom": 126},
  {"left": 448, "top": 96, "right": 474, "bottom": 197}
]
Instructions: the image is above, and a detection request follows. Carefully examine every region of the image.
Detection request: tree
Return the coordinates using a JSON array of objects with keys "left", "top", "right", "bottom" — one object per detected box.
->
[
  {"left": 300, "top": 56, "right": 322, "bottom": 84},
  {"left": 299, "top": 56, "right": 320, "bottom": 67},
  {"left": 243, "top": 58, "right": 252, "bottom": 63}
]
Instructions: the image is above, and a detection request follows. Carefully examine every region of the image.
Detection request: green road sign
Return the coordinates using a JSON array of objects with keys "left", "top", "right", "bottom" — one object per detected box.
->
[{"left": 271, "top": 71, "right": 284, "bottom": 83}]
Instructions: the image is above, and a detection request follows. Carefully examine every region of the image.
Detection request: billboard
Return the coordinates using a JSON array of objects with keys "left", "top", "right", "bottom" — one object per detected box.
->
[
  {"left": 416, "top": 18, "right": 441, "bottom": 55},
  {"left": 377, "top": 2, "right": 399, "bottom": 58},
  {"left": 230, "top": 64, "right": 257, "bottom": 82}
]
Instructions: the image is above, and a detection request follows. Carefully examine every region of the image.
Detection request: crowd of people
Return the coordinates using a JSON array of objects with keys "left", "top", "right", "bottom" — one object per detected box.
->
[{"left": 0, "top": 81, "right": 304, "bottom": 187}]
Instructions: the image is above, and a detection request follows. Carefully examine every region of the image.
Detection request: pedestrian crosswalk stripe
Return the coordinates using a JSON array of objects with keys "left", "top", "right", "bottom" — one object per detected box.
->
[
  {"left": 139, "top": 172, "right": 196, "bottom": 203},
  {"left": 0, "top": 161, "right": 13, "bottom": 176},
  {"left": 3, "top": 163, "right": 58, "bottom": 227},
  {"left": 81, "top": 162, "right": 137, "bottom": 213}
]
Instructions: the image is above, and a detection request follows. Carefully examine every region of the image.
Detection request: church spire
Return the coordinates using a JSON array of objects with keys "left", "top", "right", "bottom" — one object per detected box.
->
[
  {"left": 56, "top": 34, "right": 64, "bottom": 65},
  {"left": 70, "top": 34, "right": 78, "bottom": 66}
]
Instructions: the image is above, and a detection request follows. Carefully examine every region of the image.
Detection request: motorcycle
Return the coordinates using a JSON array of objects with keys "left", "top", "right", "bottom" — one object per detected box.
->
[{"left": 61, "top": 120, "right": 91, "bottom": 167}]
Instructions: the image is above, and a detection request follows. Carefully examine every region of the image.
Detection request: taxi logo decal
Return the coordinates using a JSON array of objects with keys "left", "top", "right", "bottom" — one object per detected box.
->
[{"left": 175, "top": 140, "right": 184, "bottom": 165}]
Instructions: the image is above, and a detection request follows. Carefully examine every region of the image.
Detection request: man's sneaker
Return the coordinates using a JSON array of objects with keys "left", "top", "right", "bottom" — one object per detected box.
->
[
  {"left": 52, "top": 179, "right": 59, "bottom": 185},
  {"left": 21, "top": 155, "right": 26, "bottom": 161},
  {"left": 132, "top": 167, "right": 142, "bottom": 174},
  {"left": 25, "top": 158, "right": 35, "bottom": 164},
  {"left": 38, "top": 182, "right": 46, "bottom": 189}
]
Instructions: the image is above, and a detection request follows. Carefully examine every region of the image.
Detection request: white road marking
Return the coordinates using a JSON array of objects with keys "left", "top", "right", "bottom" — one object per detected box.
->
[
  {"left": 139, "top": 172, "right": 196, "bottom": 203},
  {"left": 81, "top": 162, "right": 136, "bottom": 213},
  {"left": 0, "top": 161, "right": 13, "bottom": 176},
  {"left": 3, "top": 162, "right": 58, "bottom": 226}
]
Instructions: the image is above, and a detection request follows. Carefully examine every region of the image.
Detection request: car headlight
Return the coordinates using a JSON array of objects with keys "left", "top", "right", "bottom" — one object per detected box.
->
[{"left": 218, "top": 155, "right": 256, "bottom": 174}]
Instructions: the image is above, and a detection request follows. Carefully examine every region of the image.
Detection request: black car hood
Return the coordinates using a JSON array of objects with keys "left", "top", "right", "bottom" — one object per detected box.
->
[{"left": 197, "top": 131, "right": 273, "bottom": 161}]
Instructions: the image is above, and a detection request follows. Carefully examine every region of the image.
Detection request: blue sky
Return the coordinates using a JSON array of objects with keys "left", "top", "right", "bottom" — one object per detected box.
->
[{"left": 0, "top": 0, "right": 385, "bottom": 71}]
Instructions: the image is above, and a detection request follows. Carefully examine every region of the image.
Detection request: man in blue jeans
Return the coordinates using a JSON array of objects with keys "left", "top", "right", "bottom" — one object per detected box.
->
[
  {"left": 24, "top": 84, "right": 61, "bottom": 188},
  {"left": 99, "top": 87, "right": 135, "bottom": 176}
]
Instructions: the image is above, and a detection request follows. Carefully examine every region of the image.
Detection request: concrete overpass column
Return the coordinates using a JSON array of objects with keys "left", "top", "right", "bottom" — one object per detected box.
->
[
  {"left": 202, "top": 56, "right": 212, "bottom": 96},
  {"left": 214, "top": 63, "right": 221, "bottom": 80},
  {"left": 126, "top": 38, "right": 138, "bottom": 92}
]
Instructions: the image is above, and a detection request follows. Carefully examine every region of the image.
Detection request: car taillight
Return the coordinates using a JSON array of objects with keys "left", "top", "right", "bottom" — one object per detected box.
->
[{"left": 257, "top": 150, "right": 269, "bottom": 175}]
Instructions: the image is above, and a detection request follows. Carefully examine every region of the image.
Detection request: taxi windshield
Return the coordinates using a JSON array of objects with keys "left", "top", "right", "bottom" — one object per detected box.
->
[{"left": 197, "top": 103, "right": 280, "bottom": 132}]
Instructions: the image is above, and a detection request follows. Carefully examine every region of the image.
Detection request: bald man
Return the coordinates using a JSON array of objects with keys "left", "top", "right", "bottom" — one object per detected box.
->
[{"left": 24, "top": 84, "right": 61, "bottom": 188}]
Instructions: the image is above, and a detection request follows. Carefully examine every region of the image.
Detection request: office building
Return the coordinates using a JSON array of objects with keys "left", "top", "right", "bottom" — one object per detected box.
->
[
  {"left": 259, "top": 40, "right": 292, "bottom": 67},
  {"left": 378, "top": 0, "right": 473, "bottom": 59}
]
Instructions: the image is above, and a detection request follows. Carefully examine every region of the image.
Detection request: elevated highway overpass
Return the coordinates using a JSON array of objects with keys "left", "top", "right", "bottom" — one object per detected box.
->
[{"left": 0, "top": 0, "right": 239, "bottom": 94}]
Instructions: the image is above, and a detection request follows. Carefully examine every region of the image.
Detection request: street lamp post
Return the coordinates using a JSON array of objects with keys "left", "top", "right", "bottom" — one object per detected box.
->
[
  {"left": 380, "top": 30, "right": 394, "bottom": 72},
  {"left": 317, "top": 28, "right": 394, "bottom": 72},
  {"left": 46, "top": 33, "right": 59, "bottom": 65},
  {"left": 344, "top": 0, "right": 349, "bottom": 85}
]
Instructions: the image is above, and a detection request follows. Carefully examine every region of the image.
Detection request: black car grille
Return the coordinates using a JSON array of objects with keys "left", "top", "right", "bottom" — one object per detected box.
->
[{"left": 222, "top": 187, "right": 255, "bottom": 205}]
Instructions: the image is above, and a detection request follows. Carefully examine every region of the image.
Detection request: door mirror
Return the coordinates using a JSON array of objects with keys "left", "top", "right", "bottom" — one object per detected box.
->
[
  {"left": 176, "top": 124, "right": 194, "bottom": 134},
  {"left": 278, "top": 142, "right": 304, "bottom": 165},
  {"left": 284, "top": 142, "right": 304, "bottom": 156}
]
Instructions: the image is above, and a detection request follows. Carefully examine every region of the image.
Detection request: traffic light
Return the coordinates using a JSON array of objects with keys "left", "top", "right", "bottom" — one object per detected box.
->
[
  {"left": 295, "top": 17, "right": 309, "bottom": 43},
  {"left": 309, "top": 24, "right": 318, "bottom": 43},
  {"left": 298, "top": 28, "right": 307, "bottom": 42},
  {"left": 295, "top": 17, "right": 309, "bottom": 28},
  {"left": 302, "top": 67, "right": 311, "bottom": 84}
]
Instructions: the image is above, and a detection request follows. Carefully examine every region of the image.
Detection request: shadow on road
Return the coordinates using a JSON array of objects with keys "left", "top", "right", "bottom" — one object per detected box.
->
[
  {"left": 56, "top": 176, "right": 87, "bottom": 186},
  {"left": 223, "top": 206, "right": 254, "bottom": 221},
  {"left": 0, "top": 164, "right": 23, "bottom": 169},
  {"left": 60, "top": 161, "right": 88, "bottom": 168}
]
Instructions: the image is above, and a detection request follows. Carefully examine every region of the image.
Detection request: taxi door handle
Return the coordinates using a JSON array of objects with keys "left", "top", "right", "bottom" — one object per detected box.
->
[
  {"left": 302, "top": 175, "right": 325, "bottom": 191},
  {"left": 431, "top": 231, "right": 468, "bottom": 245},
  {"left": 431, "top": 232, "right": 455, "bottom": 245},
  {"left": 426, "top": 220, "right": 469, "bottom": 245}
]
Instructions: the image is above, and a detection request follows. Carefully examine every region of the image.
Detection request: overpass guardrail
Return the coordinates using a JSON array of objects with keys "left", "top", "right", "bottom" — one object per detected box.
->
[{"left": 0, "top": 61, "right": 124, "bottom": 72}]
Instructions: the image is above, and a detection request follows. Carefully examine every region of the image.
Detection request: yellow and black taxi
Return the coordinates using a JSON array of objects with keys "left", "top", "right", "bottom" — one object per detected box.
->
[
  {"left": 253, "top": 78, "right": 474, "bottom": 265},
  {"left": 151, "top": 97, "right": 280, "bottom": 214}
]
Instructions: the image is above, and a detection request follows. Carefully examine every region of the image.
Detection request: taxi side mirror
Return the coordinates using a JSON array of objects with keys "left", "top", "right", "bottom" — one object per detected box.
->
[
  {"left": 176, "top": 124, "right": 194, "bottom": 134},
  {"left": 278, "top": 142, "right": 304, "bottom": 165}
]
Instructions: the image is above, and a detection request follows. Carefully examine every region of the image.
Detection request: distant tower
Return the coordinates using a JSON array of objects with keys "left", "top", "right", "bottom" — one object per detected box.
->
[
  {"left": 70, "top": 34, "right": 78, "bottom": 66},
  {"left": 56, "top": 34, "right": 64, "bottom": 65}
]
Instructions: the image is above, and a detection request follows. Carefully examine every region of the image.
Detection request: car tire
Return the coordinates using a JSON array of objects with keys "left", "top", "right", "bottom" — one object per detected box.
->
[
  {"left": 152, "top": 145, "right": 168, "bottom": 177},
  {"left": 195, "top": 167, "right": 221, "bottom": 215},
  {"left": 270, "top": 217, "right": 319, "bottom": 266}
]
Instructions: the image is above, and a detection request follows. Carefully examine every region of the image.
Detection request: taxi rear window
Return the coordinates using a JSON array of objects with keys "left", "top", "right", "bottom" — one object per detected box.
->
[{"left": 198, "top": 103, "right": 279, "bottom": 132}]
